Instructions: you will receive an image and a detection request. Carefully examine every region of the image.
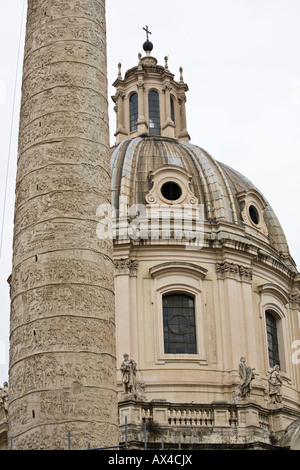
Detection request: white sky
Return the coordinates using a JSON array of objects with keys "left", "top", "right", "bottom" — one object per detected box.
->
[{"left": 0, "top": 0, "right": 299, "bottom": 384}]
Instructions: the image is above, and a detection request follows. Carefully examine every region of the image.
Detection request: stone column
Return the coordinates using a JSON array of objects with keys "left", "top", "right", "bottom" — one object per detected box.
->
[
  {"left": 178, "top": 95, "right": 189, "bottom": 140},
  {"left": 8, "top": 0, "right": 118, "bottom": 450},
  {"left": 137, "top": 79, "right": 148, "bottom": 136},
  {"left": 114, "top": 90, "right": 127, "bottom": 143},
  {"left": 162, "top": 82, "right": 176, "bottom": 139}
]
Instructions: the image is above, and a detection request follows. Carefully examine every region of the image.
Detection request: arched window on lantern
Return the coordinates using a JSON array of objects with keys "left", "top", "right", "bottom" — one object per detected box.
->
[
  {"left": 148, "top": 90, "right": 161, "bottom": 136},
  {"left": 129, "top": 92, "right": 138, "bottom": 132},
  {"left": 170, "top": 96, "right": 175, "bottom": 124}
]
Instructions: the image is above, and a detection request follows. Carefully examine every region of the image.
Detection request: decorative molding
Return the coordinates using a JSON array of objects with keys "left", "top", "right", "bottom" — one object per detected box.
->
[
  {"left": 289, "top": 293, "right": 300, "bottom": 308},
  {"left": 257, "top": 283, "right": 290, "bottom": 307},
  {"left": 150, "top": 261, "right": 207, "bottom": 280},
  {"left": 145, "top": 166, "right": 198, "bottom": 206},
  {"left": 237, "top": 190, "right": 268, "bottom": 236}
]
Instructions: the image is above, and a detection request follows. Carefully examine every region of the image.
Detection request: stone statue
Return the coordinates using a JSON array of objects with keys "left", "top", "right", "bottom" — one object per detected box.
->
[
  {"left": 0, "top": 382, "right": 9, "bottom": 415},
  {"left": 268, "top": 365, "right": 282, "bottom": 404},
  {"left": 135, "top": 381, "right": 146, "bottom": 401},
  {"left": 238, "top": 357, "right": 255, "bottom": 398},
  {"left": 121, "top": 354, "right": 137, "bottom": 395},
  {"left": 233, "top": 357, "right": 255, "bottom": 402}
]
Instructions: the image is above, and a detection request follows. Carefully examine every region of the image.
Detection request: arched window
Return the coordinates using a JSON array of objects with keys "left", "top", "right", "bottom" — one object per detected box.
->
[
  {"left": 162, "top": 293, "right": 197, "bottom": 354},
  {"left": 170, "top": 96, "right": 175, "bottom": 123},
  {"left": 129, "top": 93, "right": 138, "bottom": 132},
  {"left": 148, "top": 90, "right": 161, "bottom": 136},
  {"left": 266, "top": 311, "right": 280, "bottom": 368}
]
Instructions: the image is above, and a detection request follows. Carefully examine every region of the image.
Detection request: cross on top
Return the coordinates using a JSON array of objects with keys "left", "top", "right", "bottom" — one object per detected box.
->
[{"left": 143, "top": 25, "right": 152, "bottom": 41}]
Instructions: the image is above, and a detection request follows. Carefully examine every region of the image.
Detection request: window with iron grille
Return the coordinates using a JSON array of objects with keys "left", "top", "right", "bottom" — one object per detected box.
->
[
  {"left": 162, "top": 293, "right": 197, "bottom": 354},
  {"left": 266, "top": 311, "right": 280, "bottom": 368}
]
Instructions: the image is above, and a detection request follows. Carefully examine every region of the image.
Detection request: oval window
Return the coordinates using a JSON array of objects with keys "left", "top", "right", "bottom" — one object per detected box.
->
[{"left": 249, "top": 205, "right": 260, "bottom": 225}]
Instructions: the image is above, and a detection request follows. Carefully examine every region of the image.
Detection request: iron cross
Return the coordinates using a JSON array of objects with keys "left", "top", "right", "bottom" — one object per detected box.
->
[{"left": 143, "top": 25, "right": 152, "bottom": 41}]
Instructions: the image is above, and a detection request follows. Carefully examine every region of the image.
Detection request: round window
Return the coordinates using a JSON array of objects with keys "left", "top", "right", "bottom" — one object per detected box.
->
[
  {"left": 249, "top": 205, "right": 260, "bottom": 225},
  {"left": 168, "top": 315, "right": 189, "bottom": 335},
  {"left": 161, "top": 181, "right": 182, "bottom": 201}
]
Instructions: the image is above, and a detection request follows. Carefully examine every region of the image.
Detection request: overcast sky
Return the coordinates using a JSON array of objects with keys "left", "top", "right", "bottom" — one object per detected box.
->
[{"left": 0, "top": 0, "right": 299, "bottom": 384}]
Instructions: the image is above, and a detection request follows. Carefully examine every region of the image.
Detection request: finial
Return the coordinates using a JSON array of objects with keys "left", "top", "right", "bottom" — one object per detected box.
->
[
  {"left": 143, "top": 25, "right": 152, "bottom": 42},
  {"left": 143, "top": 25, "right": 153, "bottom": 54},
  {"left": 118, "top": 62, "right": 122, "bottom": 78},
  {"left": 138, "top": 52, "right": 142, "bottom": 69},
  {"left": 164, "top": 56, "right": 169, "bottom": 70},
  {"left": 179, "top": 66, "right": 184, "bottom": 83}
]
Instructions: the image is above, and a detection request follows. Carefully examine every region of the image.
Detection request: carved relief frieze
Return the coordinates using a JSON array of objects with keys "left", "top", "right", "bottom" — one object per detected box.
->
[
  {"left": 23, "top": 41, "right": 105, "bottom": 79},
  {"left": 10, "top": 316, "right": 116, "bottom": 366},
  {"left": 216, "top": 262, "right": 253, "bottom": 283},
  {"left": 21, "top": 62, "right": 107, "bottom": 110},
  {"left": 10, "top": 257, "right": 114, "bottom": 301},
  {"left": 9, "top": 352, "right": 116, "bottom": 402},
  {"left": 20, "top": 86, "right": 108, "bottom": 131},
  {"left": 16, "top": 141, "right": 110, "bottom": 179},
  {"left": 15, "top": 163, "right": 111, "bottom": 211},
  {"left": 18, "top": 111, "right": 108, "bottom": 156},
  {"left": 27, "top": 0, "right": 106, "bottom": 34},
  {"left": 24, "top": 18, "right": 106, "bottom": 59},
  {"left": 13, "top": 190, "right": 109, "bottom": 239},
  {"left": 11, "top": 284, "right": 115, "bottom": 328},
  {"left": 13, "top": 219, "right": 112, "bottom": 265},
  {"left": 8, "top": 386, "right": 116, "bottom": 449}
]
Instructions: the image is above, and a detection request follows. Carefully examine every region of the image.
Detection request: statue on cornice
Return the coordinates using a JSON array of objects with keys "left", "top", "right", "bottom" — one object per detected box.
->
[
  {"left": 121, "top": 353, "right": 137, "bottom": 395},
  {"left": 0, "top": 381, "right": 9, "bottom": 416},
  {"left": 238, "top": 357, "right": 255, "bottom": 398},
  {"left": 233, "top": 357, "right": 255, "bottom": 402},
  {"left": 268, "top": 365, "right": 282, "bottom": 404}
]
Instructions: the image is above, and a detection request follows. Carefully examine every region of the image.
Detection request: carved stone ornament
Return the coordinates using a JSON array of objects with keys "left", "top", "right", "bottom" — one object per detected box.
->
[
  {"left": 114, "top": 259, "right": 138, "bottom": 276},
  {"left": 216, "top": 262, "right": 253, "bottom": 283},
  {"left": 145, "top": 166, "right": 198, "bottom": 206},
  {"left": 237, "top": 190, "right": 268, "bottom": 236}
]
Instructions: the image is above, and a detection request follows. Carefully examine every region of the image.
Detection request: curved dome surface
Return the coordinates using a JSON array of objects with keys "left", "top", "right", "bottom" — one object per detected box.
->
[{"left": 111, "top": 136, "right": 293, "bottom": 265}]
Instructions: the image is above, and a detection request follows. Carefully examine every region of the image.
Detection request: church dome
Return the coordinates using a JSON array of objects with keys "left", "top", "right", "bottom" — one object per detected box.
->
[
  {"left": 111, "top": 135, "right": 296, "bottom": 271},
  {"left": 110, "top": 34, "right": 300, "bottom": 448},
  {"left": 110, "top": 38, "right": 296, "bottom": 274}
]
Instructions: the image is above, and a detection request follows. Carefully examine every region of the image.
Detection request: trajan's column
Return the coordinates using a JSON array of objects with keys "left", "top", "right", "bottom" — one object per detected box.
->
[{"left": 8, "top": 0, "right": 118, "bottom": 449}]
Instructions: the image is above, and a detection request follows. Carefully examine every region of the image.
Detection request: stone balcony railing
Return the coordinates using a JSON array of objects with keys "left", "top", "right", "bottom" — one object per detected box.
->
[{"left": 118, "top": 398, "right": 299, "bottom": 449}]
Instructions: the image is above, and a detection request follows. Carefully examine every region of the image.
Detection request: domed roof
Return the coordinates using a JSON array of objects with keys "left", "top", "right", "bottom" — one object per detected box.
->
[{"left": 111, "top": 136, "right": 295, "bottom": 270}]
